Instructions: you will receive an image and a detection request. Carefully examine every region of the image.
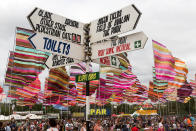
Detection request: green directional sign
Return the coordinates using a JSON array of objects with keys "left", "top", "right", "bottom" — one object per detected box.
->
[{"left": 76, "top": 72, "right": 100, "bottom": 82}]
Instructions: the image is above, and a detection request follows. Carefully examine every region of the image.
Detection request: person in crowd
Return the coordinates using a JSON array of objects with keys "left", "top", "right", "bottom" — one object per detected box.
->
[
  {"left": 10, "top": 118, "right": 17, "bottom": 131},
  {"left": 47, "top": 119, "right": 58, "bottom": 131},
  {"left": 65, "top": 119, "right": 73, "bottom": 131},
  {"left": 80, "top": 120, "right": 86, "bottom": 131},
  {"left": 158, "top": 118, "right": 164, "bottom": 131},
  {"left": 131, "top": 123, "right": 139, "bottom": 131},
  {"left": 184, "top": 115, "right": 193, "bottom": 131},
  {"left": 4, "top": 122, "right": 11, "bottom": 131},
  {"left": 189, "top": 114, "right": 195, "bottom": 130},
  {"left": 0, "top": 121, "right": 5, "bottom": 131},
  {"left": 93, "top": 119, "right": 103, "bottom": 131}
]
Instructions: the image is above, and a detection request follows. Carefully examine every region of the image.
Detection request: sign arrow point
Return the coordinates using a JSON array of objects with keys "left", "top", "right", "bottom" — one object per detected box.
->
[
  {"left": 28, "top": 33, "right": 37, "bottom": 49},
  {"left": 27, "top": 7, "right": 38, "bottom": 31}
]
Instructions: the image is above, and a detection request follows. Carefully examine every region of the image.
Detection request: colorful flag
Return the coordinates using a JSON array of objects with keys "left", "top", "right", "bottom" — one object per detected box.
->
[{"left": 152, "top": 40, "right": 176, "bottom": 81}]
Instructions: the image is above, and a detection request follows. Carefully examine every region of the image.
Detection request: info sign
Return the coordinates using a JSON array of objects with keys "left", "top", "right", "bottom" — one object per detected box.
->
[
  {"left": 93, "top": 55, "right": 120, "bottom": 68},
  {"left": 27, "top": 7, "right": 85, "bottom": 44},
  {"left": 91, "top": 31, "right": 148, "bottom": 59},
  {"left": 89, "top": 4, "right": 141, "bottom": 43},
  {"left": 45, "top": 54, "right": 81, "bottom": 69},
  {"left": 75, "top": 72, "right": 100, "bottom": 82},
  {"left": 28, "top": 32, "right": 85, "bottom": 60}
]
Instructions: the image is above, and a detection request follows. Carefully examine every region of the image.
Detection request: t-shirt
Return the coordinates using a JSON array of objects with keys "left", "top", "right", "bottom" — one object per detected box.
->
[
  {"left": 190, "top": 116, "right": 195, "bottom": 126},
  {"left": 46, "top": 127, "right": 58, "bottom": 131},
  {"left": 186, "top": 118, "right": 192, "bottom": 126},
  {"left": 65, "top": 123, "right": 73, "bottom": 130},
  {"left": 173, "top": 123, "right": 177, "bottom": 129},
  {"left": 80, "top": 127, "right": 86, "bottom": 131},
  {"left": 158, "top": 123, "right": 163, "bottom": 128},
  {"left": 131, "top": 126, "right": 139, "bottom": 131},
  {"left": 5, "top": 126, "right": 11, "bottom": 131}
]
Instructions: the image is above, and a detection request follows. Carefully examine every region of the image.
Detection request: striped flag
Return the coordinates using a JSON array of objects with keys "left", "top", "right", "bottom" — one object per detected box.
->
[
  {"left": 164, "top": 57, "right": 188, "bottom": 101},
  {"left": 152, "top": 40, "right": 176, "bottom": 81},
  {"left": 5, "top": 27, "right": 49, "bottom": 100}
]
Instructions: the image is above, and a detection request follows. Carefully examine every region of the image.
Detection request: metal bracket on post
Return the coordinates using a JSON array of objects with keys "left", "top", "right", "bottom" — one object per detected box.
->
[{"left": 83, "top": 23, "right": 91, "bottom": 131}]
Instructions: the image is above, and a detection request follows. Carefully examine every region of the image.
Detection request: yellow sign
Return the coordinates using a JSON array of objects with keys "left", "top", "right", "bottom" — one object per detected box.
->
[
  {"left": 72, "top": 112, "right": 84, "bottom": 117},
  {"left": 90, "top": 109, "right": 107, "bottom": 115},
  {"left": 136, "top": 110, "right": 157, "bottom": 115},
  {"left": 76, "top": 72, "right": 99, "bottom": 82}
]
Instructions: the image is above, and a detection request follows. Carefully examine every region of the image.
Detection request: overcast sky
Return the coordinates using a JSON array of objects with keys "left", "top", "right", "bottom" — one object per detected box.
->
[{"left": 0, "top": 0, "right": 196, "bottom": 88}]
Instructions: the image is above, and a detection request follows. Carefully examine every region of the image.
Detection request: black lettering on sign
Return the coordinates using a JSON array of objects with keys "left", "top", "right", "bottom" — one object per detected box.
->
[
  {"left": 36, "top": 9, "right": 81, "bottom": 44},
  {"left": 114, "top": 14, "right": 130, "bottom": 26},
  {"left": 96, "top": 23, "right": 106, "bottom": 32},
  {"left": 64, "top": 18, "right": 79, "bottom": 28},
  {"left": 109, "top": 10, "right": 122, "bottom": 21},
  {"left": 111, "top": 25, "right": 121, "bottom": 35},
  {"left": 40, "top": 17, "right": 54, "bottom": 27},
  {"left": 52, "top": 55, "right": 66, "bottom": 67},
  {"left": 66, "top": 57, "right": 74, "bottom": 64},
  {"left": 103, "top": 30, "right": 109, "bottom": 37},
  {"left": 118, "top": 36, "right": 127, "bottom": 45},
  {"left": 54, "top": 22, "right": 67, "bottom": 32},
  {"left": 38, "top": 10, "right": 44, "bottom": 17},
  {"left": 95, "top": 8, "right": 131, "bottom": 38},
  {"left": 97, "top": 16, "right": 108, "bottom": 25},
  {"left": 52, "top": 54, "right": 58, "bottom": 61},
  {"left": 38, "top": 10, "right": 53, "bottom": 19}
]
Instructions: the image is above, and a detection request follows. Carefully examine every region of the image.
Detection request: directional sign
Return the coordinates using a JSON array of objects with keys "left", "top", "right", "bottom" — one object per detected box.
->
[
  {"left": 28, "top": 32, "right": 84, "bottom": 60},
  {"left": 75, "top": 72, "right": 100, "bottom": 82},
  {"left": 45, "top": 54, "right": 81, "bottom": 69},
  {"left": 93, "top": 55, "right": 120, "bottom": 68},
  {"left": 90, "top": 4, "right": 141, "bottom": 43},
  {"left": 27, "top": 7, "right": 84, "bottom": 44},
  {"left": 91, "top": 31, "right": 148, "bottom": 59}
]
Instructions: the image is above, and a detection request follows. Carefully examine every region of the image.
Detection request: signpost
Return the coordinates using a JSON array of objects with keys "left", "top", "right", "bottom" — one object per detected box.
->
[
  {"left": 27, "top": 5, "right": 144, "bottom": 131},
  {"left": 93, "top": 55, "right": 121, "bottom": 68},
  {"left": 45, "top": 54, "right": 81, "bottom": 69},
  {"left": 91, "top": 31, "right": 148, "bottom": 59},
  {"left": 27, "top": 7, "right": 85, "bottom": 44},
  {"left": 75, "top": 72, "right": 99, "bottom": 82},
  {"left": 28, "top": 32, "right": 85, "bottom": 60},
  {"left": 89, "top": 4, "right": 141, "bottom": 43}
]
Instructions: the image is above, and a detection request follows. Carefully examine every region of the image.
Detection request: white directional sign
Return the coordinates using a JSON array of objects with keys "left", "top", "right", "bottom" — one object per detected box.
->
[
  {"left": 45, "top": 54, "right": 81, "bottom": 69},
  {"left": 27, "top": 7, "right": 85, "bottom": 44},
  {"left": 28, "top": 32, "right": 85, "bottom": 60},
  {"left": 91, "top": 31, "right": 148, "bottom": 59},
  {"left": 93, "top": 55, "right": 120, "bottom": 68},
  {"left": 90, "top": 4, "right": 141, "bottom": 43}
]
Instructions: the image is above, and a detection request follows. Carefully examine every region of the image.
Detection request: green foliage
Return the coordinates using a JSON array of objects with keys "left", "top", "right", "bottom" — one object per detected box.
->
[{"left": 0, "top": 97, "right": 195, "bottom": 116}]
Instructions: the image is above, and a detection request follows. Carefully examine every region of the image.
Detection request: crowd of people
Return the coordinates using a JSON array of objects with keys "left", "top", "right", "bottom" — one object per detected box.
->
[{"left": 0, "top": 114, "right": 195, "bottom": 131}]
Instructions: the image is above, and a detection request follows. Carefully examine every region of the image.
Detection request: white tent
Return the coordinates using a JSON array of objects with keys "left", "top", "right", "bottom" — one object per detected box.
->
[
  {"left": 10, "top": 114, "right": 22, "bottom": 120},
  {"left": 0, "top": 115, "right": 6, "bottom": 120},
  {"left": 25, "top": 114, "right": 42, "bottom": 119}
]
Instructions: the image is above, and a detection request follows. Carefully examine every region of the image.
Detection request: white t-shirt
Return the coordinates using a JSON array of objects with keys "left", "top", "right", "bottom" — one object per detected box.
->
[
  {"left": 47, "top": 127, "right": 59, "bottom": 131},
  {"left": 80, "top": 127, "right": 86, "bottom": 131},
  {"left": 158, "top": 123, "right": 163, "bottom": 128},
  {"left": 173, "top": 123, "right": 177, "bottom": 129},
  {"left": 65, "top": 123, "right": 74, "bottom": 130}
]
